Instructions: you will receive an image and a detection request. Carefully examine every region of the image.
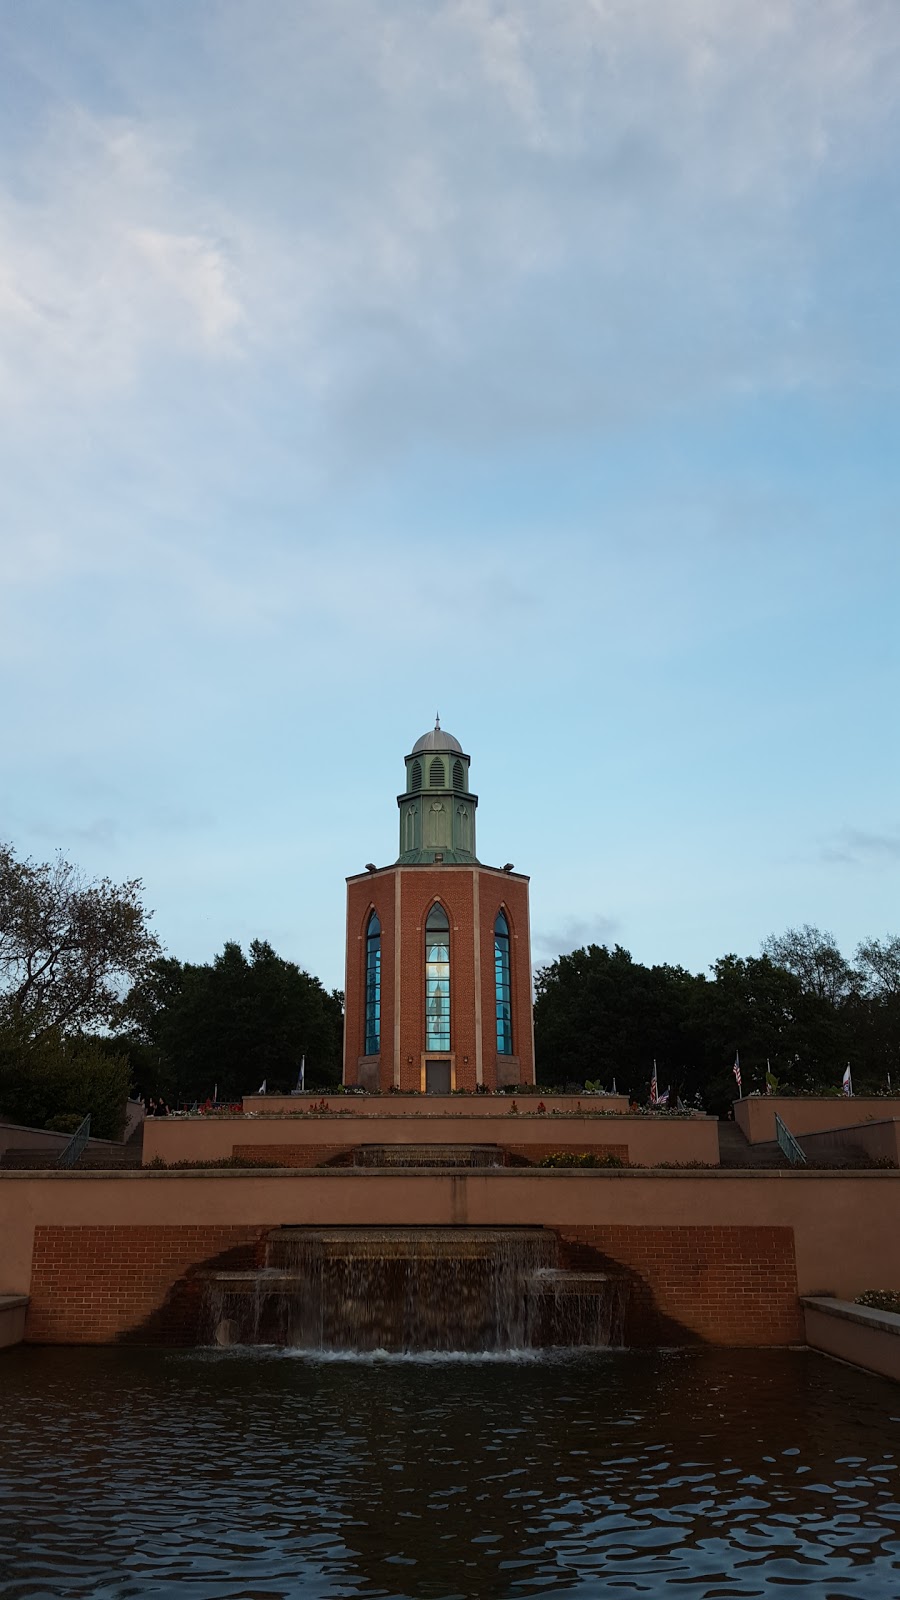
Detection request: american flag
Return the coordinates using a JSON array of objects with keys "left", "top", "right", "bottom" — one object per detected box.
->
[
  {"left": 842, "top": 1064, "right": 853, "bottom": 1097},
  {"left": 650, "top": 1060, "right": 658, "bottom": 1106},
  {"left": 732, "top": 1052, "right": 742, "bottom": 1094}
]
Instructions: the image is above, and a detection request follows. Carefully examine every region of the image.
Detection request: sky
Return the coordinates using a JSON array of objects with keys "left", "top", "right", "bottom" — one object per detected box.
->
[{"left": 2, "top": 0, "right": 899, "bottom": 993}]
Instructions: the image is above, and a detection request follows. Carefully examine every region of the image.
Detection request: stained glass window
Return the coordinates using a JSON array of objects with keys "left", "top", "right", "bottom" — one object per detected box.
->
[
  {"left": 494, "top": 910, "right": 512, "bottom": 1055},
  {"left": 365, "top": 911, "right": 381, "bottom": 1055},
  {"left": 425, "top": 902, "right": 450, "bottom": 1052}
]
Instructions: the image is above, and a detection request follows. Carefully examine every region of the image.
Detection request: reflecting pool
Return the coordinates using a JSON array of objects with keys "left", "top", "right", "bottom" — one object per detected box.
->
[{"left": 1, "top": 1347, "right": 899, "bottom": 1598}]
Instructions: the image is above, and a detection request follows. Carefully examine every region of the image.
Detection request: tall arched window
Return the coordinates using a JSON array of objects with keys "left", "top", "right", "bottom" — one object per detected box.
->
[
  {"left": 425, "top": 903, "right": 450, "bottom": 1051},
  {"left": 494, "top": 911, "right": 512, "bottom": 1055},
  {"left": 365, "top": 911, "right": 381, "bottom": 1055}
]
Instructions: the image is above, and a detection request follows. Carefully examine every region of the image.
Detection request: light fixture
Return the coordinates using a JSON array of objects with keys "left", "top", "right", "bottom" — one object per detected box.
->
[
  {"left": 365, "top": 862, "right": 377, "bottom": 872},
  {"left": 503, "top": 862, "right": 514, "bottom": 872}
]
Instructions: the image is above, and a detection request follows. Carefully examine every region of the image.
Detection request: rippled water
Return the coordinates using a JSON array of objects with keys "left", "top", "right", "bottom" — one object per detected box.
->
[{"left": 1, "top": 1346, "right": 899, "bottom": 1598}]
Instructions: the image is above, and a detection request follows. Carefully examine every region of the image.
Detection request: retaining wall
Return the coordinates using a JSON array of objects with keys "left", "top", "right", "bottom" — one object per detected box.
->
[
  {"left": 143, "top": 1113, "right": 717, "bottom": 1168},
  {"left": 799, "top": 1121, "right": 900, "bottom": 1166},
  {"left": 242, "top": 1094, "right": 630, "bottom": 1117},
  {"left": 2, "top": 1168, "right": 899, "bottom": 1349},
  {"left": 735, "top": 1097, "right": 900, "bottom": 1144},
  {"left": 803, "top": 1297, "right": 900, "bottom": 1383}
]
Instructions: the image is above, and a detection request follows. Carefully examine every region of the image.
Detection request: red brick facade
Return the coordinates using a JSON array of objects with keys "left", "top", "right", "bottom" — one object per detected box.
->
[
  {"left": 558, "top": 1225, "right": 802, "bottom": 1346},
  {"left": 24, "top": 1221, "right": 800, "bottom": 1347},
  {"left": 344, "top": 864, "right": 535, "bottom": 1092},
  {"left": 26, "top": 1225, "right": 267, "bottom": 1345}
]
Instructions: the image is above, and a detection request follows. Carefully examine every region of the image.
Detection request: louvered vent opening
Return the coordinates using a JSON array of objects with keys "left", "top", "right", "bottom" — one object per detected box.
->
[
  {"left": 452, "top": 759, "right": 464, "bottom": 789},
  {"left": 429, "top": 756, "right": 445, "bottom": 787},
  {"left": 410, "top": 760, "right": 422, "bottom": 791}
]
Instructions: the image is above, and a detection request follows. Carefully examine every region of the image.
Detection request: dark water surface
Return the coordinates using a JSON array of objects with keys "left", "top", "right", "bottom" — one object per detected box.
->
[{"left": 1, "top": 1346, "right": 899, "bottom": 1599}]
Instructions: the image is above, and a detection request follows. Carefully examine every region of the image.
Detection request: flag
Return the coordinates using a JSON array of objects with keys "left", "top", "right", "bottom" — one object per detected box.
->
[
  {"left": 612, "top": 1076, "right": 617, "bottom": 1095},
  {"left": 765, "top": 1061, "right": 777, "bottom": 1096},
  {"left": 296, "top": 1055, "right": 306, "bottom": 1093},
  {"left": 732, "top": 1051, "right": 742, "bottom": 1095},
  {"left": 258, "top": 1078, "right": 267, "bottom": 1095},
  {"left": 650, "top": 1060, "right": 658, "bottom": 1106},
  {"left": 842, "top": 1064, "right": 853, "bottom": 1097},
  {"left": 657, "top": 1086, "right": 670, "bottom": 1107},
  {"left": 213, "top": 1083, "right": 218, "bottom": 1103}
]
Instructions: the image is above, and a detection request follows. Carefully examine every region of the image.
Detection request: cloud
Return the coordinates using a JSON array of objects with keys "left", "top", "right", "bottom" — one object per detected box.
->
[
  {"left": 2, "top": 0, "right": 900, "bottom": 441},
  {"left": 0, "top": 111, "right": 245, "bottom": 412},
  {"left": 532, "top": 915, "right": 622, "bottom": 964},
  {"left": 821, "top": 827, "right": 900, "bottom": 866}
]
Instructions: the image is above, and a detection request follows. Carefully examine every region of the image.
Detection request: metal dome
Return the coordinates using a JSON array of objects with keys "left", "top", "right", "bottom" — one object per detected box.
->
[{"left": 411, "top": 718, "right": 463, "bottom": 755}]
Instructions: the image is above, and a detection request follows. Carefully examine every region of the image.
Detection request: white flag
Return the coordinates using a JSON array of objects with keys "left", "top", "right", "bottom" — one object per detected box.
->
[
  {"left": 296, "top": 1056, "right": 305, "bottom": 1093},
  {"left": 258, "top": 1078, "right": 267, "bottom": 1095},
  {"left": 842, "top": 1064, "right": 852, "bottom": 1097}
]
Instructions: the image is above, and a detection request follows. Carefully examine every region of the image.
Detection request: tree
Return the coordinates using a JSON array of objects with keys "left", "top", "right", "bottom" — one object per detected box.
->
[
  {"left": 855, "top": 936, "right": 900, "bottom": 999},
  {"left": 121, "top": 939, "right": 344, "bottom": 1103},
  {"left": 761, "top": 925, "right": 854, "bottom": 1008},
  {"left": 534, "top": 944, "right": 708, "bottom": 1100},
  {"left": 0, "top": 1028, "right": 130, "bottom": 1141},
  {"left": 0, "top": 842, "right": 161, "bottom": 1042}
]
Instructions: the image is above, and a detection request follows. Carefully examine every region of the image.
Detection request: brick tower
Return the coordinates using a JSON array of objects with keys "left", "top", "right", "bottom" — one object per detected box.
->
[{"left": 343, "top": 720, "right": 535, "bottom": 1093}]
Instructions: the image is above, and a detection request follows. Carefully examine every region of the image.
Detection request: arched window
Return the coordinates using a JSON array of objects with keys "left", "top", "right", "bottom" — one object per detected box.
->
[
  {"left": 425, "top": 903, "right": 450, "bottom": 1051},
  {"left": 428, "top": 756, "right": 445, "bottom": 788},
  {"left": 410, "top": 759, "right": 422, "bottom": 792},
  {"left": 452, "top": 758, "right": 464, "bottom": 790},
  {"left": 365, "top": 912, "right": 381, "bottom": 1055},
  {"left": 494, "top": 911, "right": 512, "bottom": 1055},
  {"left": 405, "top": 805, "right": 416, "bottom": 852}
]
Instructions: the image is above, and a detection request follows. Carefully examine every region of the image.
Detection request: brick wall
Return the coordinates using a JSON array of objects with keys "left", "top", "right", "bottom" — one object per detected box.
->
[
  {"left": 558, "top": 1225, "right": 801, "bottom": 1346},
  {"left": 23, "top": 1219, "right": 800, "bottom": 1347},
  {"left": 504, "top": 1145, "right": 629, "bottom": 1166},
  {"left": 345, "top": 865, "right": 534, "bottom": 1094},
  {"left": 232, "top": 1144, "right": 349, "bottom": 1168},
  {"left": 26, "top": 1225, "right": 267, "bottom": 1345}
]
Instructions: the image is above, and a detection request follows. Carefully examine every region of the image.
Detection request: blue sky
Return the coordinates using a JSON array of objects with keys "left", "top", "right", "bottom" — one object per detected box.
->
[{"left": 2, "top": 0, "right": 899, "bottom": 992}]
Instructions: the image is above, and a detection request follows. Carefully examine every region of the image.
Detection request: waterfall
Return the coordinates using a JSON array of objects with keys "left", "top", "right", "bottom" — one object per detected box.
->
[{"left": 203, "top": 1228, "right": 626, "bottom": 1353}]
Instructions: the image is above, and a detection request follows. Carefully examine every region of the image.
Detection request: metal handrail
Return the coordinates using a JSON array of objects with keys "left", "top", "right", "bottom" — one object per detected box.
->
[
  {"left": 57, "top": 1114, "right": 91, "bottom": 1169},
  {"left": 774, "top": 1112, "right": 806, "bottom": 1167}
]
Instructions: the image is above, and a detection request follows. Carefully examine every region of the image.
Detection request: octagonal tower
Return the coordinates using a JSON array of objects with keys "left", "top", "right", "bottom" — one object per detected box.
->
[{"left": 343, "top": 721, "right": 535, "bottom": 1094}]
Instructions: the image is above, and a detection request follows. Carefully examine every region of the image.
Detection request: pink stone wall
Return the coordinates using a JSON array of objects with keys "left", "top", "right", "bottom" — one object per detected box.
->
[{"left": 735, "top": 1096, "right": 900, "bottom": 1144}]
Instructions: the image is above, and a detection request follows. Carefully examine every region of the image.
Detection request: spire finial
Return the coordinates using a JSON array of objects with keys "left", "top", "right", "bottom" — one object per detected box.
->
[{"left": 435, "top": 711, "right": 441, "bottom": 729}]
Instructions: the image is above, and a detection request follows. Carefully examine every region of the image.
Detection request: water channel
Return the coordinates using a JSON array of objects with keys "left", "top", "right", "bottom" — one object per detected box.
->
[{"left": 1, "top": 1346, "right": 899, "bottom": 1598}]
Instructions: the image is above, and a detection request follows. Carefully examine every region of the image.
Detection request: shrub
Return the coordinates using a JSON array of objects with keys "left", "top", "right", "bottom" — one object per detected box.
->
[
  {"left": 539, "top": 1151, "right": 627, "bottom": 1169},
  {"left": 857, "top": 1291, "right": 900, "bottom": 1315}
]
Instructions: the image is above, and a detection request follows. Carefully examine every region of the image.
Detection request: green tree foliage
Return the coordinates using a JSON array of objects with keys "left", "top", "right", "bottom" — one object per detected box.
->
[
  {"left": 0, "top": 842, "right": 160, "bottom": 1041},
  {"left": 0, "top": 842, "right": 159, "bottom": 1137},
  {"left": 0, "top": 1026, "right": 131, "bottom": 1140},
  {"left": 120, "top": 939, "right": 343, "bottom": 1104},
  {"left": 535, "top": 927, "right": 900, "bottom": 1112}
]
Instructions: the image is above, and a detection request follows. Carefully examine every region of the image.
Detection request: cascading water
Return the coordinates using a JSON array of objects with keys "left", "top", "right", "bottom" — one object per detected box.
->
[
  {"left": 351, "top": 1144, "right": 505, "bottom": 1169},
  {"left": 203, "top": 1228, "right": 627, "bottom": 1353}
]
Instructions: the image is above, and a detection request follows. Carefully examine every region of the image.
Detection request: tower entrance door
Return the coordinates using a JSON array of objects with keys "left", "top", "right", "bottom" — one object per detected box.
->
[{"left": 425, "top": 1059, "right": 451, "bottom": 1095}]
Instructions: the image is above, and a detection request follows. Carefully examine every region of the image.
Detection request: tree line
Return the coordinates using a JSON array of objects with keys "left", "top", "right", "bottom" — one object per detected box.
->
[
  {"left": 0, "top": 842, "right": 342, "bottom": 1136},
  {"left": 534, "top": 926, "right": 900, "bottom": 1111},
  {"left": 3, "top": 839, "right": 899, "bottom": 1134}
]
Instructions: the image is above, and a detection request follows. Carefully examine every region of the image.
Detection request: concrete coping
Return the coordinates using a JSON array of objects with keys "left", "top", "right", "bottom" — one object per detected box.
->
[
  {"left": 166, "top": 1111, "right": 712, "bottom": 1122},
  {"left": 2, "top": 1166, "right": 900, "bottom": 1180},
  {"left": 0, "top": 1294, "right": 29, "bottom": 1310},
  {"left": 802, "top": 1296, "right": 900, "bottom": 1337}
]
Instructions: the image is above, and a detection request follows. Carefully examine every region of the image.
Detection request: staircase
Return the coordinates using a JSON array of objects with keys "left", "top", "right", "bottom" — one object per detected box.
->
[{"left": 717, "top": 1122, "right": 789, "bottom": 1168}]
